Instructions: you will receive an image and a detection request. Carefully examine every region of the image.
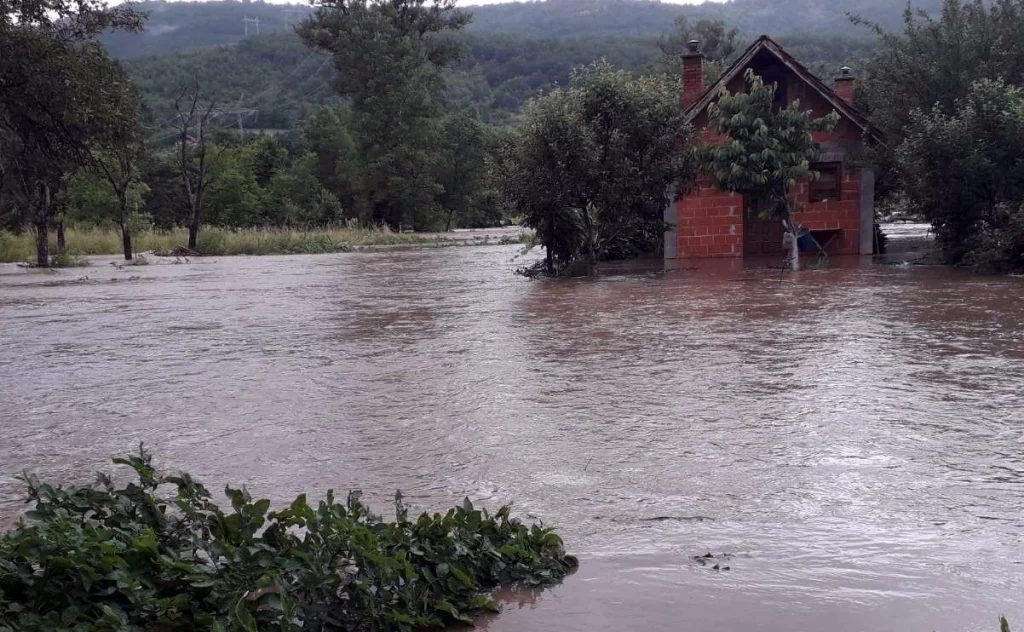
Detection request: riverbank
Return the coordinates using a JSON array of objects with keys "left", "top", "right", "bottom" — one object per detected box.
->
[{"left": 0, "top": 226, "right": 529, "bottom": 263}]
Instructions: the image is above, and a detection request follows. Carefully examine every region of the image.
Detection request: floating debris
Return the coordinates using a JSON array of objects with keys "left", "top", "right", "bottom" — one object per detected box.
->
[{"left": 693, "top": 552, "right": 732, "bottom": 571}]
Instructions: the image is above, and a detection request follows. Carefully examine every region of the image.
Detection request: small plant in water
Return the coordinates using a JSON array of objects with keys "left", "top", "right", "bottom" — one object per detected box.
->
[{"left": 0, "top": 447, "right": 577, "bottom": 631}]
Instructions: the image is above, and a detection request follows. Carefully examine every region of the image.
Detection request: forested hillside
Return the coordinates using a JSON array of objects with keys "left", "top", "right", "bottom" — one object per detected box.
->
[
  {"left": 103, "top": 0, "right": 945, "bottom": 59},
  {"left": 126, "top": 33, "right": 665, "bottom": 129},
  {"left": 469, "top": 0, "right": 946, "bottom": 38},
  {"left": 119, "top": 0, "right": 892, "bottom": 131}
]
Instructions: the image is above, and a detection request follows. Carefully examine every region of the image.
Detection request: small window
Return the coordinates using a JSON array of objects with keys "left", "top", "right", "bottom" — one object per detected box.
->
[
  {"left": 810, "top": 163, "right": 842, "bottom": 203},
  {"left": 746, "top": 195, "right": 784, "bottom": 220},
  {"left": 772, "top": 77, "right": 788, "bottom": 111}
]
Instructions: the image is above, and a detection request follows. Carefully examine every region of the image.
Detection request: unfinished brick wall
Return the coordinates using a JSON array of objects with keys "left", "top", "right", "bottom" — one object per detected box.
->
[
  {"left": 791, "top": 168, "right": 863, "bottom": 254},
  {"left": 676, "top": 169, "right": 864, "bottom": 258},
  {"left": 676, "top": 176, "right": 743, "bottom": 258}
]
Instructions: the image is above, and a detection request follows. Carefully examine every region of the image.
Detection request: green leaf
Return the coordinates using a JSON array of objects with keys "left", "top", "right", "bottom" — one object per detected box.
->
[
  {"left": 449, "top": 564, "right": 475, "bottom": 588},
  {"left": 232, "top": 598, "right": 258, "bottom": 632},
  {"left": 253, "top": 498, "right": 271, "bottom": 517}
]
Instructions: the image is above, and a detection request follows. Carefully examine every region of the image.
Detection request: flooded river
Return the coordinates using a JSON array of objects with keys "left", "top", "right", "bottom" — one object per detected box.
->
[{"left": 1, "top": 242, "right": 1023, "bottom": 631}]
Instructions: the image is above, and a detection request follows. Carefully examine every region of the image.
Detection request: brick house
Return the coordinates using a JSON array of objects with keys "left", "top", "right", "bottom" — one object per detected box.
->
[{"left": 665, "top": 36, "right": 884, "bottom": 260}]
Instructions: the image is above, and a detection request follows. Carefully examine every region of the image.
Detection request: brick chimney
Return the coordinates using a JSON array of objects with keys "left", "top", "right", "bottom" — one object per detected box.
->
[
  {"left": 834, "top": 66, "right": 856, "bottom": 105},
  {"left": 682, "top": 40, "right": 705, "bottom": 111}
]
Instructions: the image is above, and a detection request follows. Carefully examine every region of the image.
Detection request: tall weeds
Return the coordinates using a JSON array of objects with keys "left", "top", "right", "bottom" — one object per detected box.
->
[{"left": 0, "top": 226, "right": 443, "bottom": 262}]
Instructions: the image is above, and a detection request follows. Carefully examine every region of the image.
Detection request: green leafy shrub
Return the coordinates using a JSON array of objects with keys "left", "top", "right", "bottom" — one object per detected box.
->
[
  {"left": 0, "top": 448, "right": 577, "bottom": 631},
  {"left": 896, "top": 79, "right": 1024, "bottom": 270},
  {"left": 499, "top": 61, "right": 695, "bottom": 275},
  {"left": 963, "top": 203, "right": 1024, "bottom": 273}
]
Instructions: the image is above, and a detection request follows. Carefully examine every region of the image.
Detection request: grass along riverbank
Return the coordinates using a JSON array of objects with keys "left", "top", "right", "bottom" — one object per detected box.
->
[{"left": 0, "top": 226, "right": 526, "bottom": 263}]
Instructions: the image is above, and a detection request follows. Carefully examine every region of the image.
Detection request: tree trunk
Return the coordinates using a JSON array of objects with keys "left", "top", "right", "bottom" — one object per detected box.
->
[
  {"left": 34, "top": 184, "right": 53, "bottom": 267},
  {"left": 56, "top": 222, "right": 66, "bottom": 252},
  {"left": 786, "top": 216, "right": 800, "bottom": 271},
  {"left": 35, "top": 221, "right": 49, "bottom": 267},
  {"left": 581, "top": 203, "right": 597, "bottom": 269},
  {"left": 121, "top": 221, "right": 133, "bottom": 261},
  {"left": 544, "top": 212, "right": 555, "bottom": 275},
  {"left": 119, "top": 195, "right": 133, "bottom": 260},
  {"left": 187, "top": 219, "right": 199, "bottom": 250}
]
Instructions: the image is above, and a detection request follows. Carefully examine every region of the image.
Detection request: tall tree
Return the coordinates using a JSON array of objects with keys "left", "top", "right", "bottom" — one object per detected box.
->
[
  {"left": 702, "top": 69, "right": 839, "bottom": 271},
  {"left": 437, "top": 110, "right": 497, "bottom": 230},
  {"left": 172, "top": 81, "right": 218, "bottom": 250},
  {"left": 896, "top": 79, "right": 1024, "bottom": 269},
  {"left": 304, "top": 106, "right": 360, "bottom": 218},
  {"left": 856, "top": 0, "right": 1024, "bottom": 145},
  {"left": 90, "top": 65, "right": 146, "bottom": 260},
  {"left": 297, "top": 0, "right": 471, "bottom": 229},
  {"left": 500, "top": 61, "right": 695, "bottom": 275},
  {"left": 853, "top": 0, "right": 1024, "bottom": 203},
  {"left": 0, "top": 0, "right": 144, "bottom": 266}
]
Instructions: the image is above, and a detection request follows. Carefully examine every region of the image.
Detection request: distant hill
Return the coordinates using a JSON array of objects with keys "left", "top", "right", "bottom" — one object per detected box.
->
[
  {"left": 103, "top": 0, "right": 946, "bottom": 59},
  {"left": 124, "top": 31, "right": 664, "bottom": 129},
  {"left": 103, "top": 1, "right": 311, "bottom": 58},
  {"left": 467, "top": 0, "right": 944, "bottom": 39},
  {"left": 110, "top": 0, "right": 931, "bottom": 133}
]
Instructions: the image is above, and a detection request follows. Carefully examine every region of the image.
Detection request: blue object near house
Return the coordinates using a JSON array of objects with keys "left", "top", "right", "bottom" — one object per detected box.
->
[{"left": 797, "top": 232, "right": 817, "bottom": 252}]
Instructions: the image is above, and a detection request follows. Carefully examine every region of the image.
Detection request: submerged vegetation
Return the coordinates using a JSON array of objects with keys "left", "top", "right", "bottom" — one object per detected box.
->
[
  {"left": 863, "top": 0, "right": 1024, "bottom": 271},
  {"left": 0, "top": 448, "right": 577, "bottom": 631},
  {"left": 500, "top": 62, "right": 694, "bottom": 276}
]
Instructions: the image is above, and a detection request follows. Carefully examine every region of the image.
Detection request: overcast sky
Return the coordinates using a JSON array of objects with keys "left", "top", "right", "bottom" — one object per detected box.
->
[
  {"left": 250, "top": 0, "right": 721, "bottom": 5},
  {"left": 463, "top": 0, "right": 717, "bottom": 4},
  {"left": 464, "top": 0, "right": 717, "bottom": 4}
]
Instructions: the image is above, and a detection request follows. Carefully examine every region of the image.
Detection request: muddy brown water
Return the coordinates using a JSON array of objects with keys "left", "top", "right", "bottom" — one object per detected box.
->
[{"left": 1, "top": 239, "right": 1023, "bottom": 631}]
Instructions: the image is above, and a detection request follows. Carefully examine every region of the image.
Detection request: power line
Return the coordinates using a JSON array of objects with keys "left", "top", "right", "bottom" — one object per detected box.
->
[
  {"left": 210, "top": 108, "right": 259, "bottom": 140},
  {"left": 145, "top": 31, "right": 336, "bottom": 141}
]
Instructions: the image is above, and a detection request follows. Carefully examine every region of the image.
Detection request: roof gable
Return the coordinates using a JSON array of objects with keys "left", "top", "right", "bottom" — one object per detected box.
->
[{"left": 687, "top": 35, "right": 884, "bottom": 144}]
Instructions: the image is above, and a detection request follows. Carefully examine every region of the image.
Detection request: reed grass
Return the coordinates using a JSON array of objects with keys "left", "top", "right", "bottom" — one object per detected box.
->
[{"left": 0, "top": 226, "right": 444, "bottom": 263}]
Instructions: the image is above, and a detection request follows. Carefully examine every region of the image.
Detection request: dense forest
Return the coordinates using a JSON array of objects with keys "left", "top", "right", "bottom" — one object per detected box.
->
[
  {"left": 468, "top": 0, "right": 946, "bottom": 38},
  {"left": 102, "top": 0, "right": 945, "bottom": 59},
  {"left": 117, "top": 0, "right": 885, "bottom": 131},
  {"left": 125, "top": 33, "right": 669, "bottom": 128}
]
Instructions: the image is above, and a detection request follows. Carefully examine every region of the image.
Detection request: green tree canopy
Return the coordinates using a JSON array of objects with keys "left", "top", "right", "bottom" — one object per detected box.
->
[
  {"left": 0, "top": 0, "right": 144, "bottom": 265},
  {"left": 896, "top": 79, "right": 1024, "bottom": 270},
  {"left": 858, "top": 0, "right": 1024, "bottom": 145},
  {"left": 657, "top": 17, "right": 740, "bottom": 82},
  {"left": 298, "top": 0, "right": 471, "bottom": 229},
  {"left": 500, "top": 61, "right": 695, "bottom": 275}
]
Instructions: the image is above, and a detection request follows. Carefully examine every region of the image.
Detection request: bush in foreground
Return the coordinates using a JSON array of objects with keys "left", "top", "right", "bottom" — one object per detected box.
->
[{"left": 0, "top": 448, "right": 577, "bottom": 631}]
